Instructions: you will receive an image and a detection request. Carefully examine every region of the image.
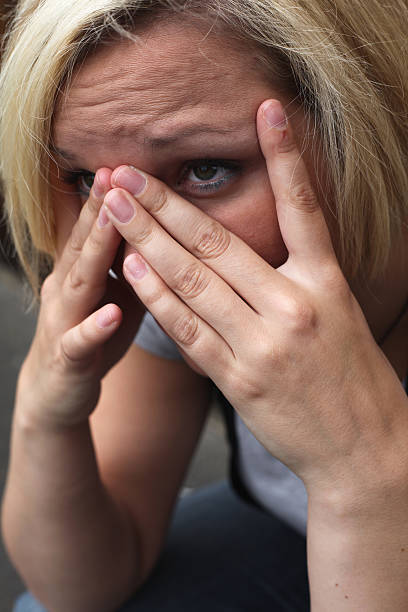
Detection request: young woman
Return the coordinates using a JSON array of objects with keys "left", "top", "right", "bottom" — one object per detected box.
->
[{"left": 1, "top": 1, "right": 408, "bottom": 610}]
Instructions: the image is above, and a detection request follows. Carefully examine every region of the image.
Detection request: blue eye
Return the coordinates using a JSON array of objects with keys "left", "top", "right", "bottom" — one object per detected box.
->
[{"left": 178, "top": 160, "right": 240, "bottom": 194}]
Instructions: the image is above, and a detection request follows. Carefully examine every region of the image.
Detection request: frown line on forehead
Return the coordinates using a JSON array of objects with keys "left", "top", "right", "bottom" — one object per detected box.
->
[{"left": 52, "top": 120, "right": 253, "bottom": 164}]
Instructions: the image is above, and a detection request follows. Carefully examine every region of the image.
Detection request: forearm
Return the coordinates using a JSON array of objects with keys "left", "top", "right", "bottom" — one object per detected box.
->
[
  {"left": 1, "top": 405, "right": 141, "bottom": 612},
  {"left": 307, "top": 476, "right": 408, "bottom": 610}
]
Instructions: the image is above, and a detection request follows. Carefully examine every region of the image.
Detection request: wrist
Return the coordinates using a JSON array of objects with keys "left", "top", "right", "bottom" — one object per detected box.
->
[
  {"left": 307, "top": 456, "right": 408, "bottom": 529},
  {"left": 307, "top": 475, "right": 408, "bottom": 612},
  {"left": 305, "top": 392, "right": 408, "bottom": 523},
  {"left": 16, "top": 361, "right": 100, "bottom": 433},
  {"left": 15, "top": 384, "right": 94, "bottom": 434}
]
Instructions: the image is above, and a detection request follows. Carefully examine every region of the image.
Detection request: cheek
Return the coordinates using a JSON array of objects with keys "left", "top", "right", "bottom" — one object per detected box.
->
[
  {"left": 49, "top": 167, "right": 83, "bottom": 258},
  {"left": 208, "top": 179, "right": 288, "bottom": 268}
]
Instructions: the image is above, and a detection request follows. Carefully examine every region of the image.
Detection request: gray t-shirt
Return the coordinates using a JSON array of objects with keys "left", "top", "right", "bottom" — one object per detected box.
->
[{"left": 135, "top": 312, "right": 408, "bottom": 536}]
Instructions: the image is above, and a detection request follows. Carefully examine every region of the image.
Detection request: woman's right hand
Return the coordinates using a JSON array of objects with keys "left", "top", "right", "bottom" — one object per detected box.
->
[{"left": 17, "top": 168, "right": 145, "bottom": 430}]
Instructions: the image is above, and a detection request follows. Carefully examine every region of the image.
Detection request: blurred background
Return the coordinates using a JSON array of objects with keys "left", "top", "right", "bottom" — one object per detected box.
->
[
  {"left": 0, "top": 4, "right": 39, "bottom": 608},
  {"left": 0, "top": 3, "right": 228, "bottom": 610}
]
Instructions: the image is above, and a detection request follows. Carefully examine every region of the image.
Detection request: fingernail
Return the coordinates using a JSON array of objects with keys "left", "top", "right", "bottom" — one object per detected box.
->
[
  {"left": 113, "top": 166, "right": 147, "bottom": 197},
  {"left": 104, "top": 190, "right": 135, "bottom": 224},
  {"left": 93, "top": 173, "right": 105, "bottom": 199},
  {"left": 263, "top": 100, "right": 288, "bottom": 130},
  {"left": 97, "top": 205, "right": 109, "bottom": 228},
  {"left": 125, "top": 253, "right": 148, "bottom": 280},
  {"left": 96, "top": 307, "right": 115, "bottom": 329}
]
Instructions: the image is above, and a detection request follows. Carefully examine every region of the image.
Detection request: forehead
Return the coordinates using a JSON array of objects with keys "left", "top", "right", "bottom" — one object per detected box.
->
[{"left": 53, "top": 20, "right": 273, "bottom": 159}]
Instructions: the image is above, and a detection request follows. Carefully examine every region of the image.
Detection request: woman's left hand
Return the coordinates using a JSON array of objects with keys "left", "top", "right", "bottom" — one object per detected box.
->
[{"left": 104, "top": 99, "right": 408, "bottom": 502}]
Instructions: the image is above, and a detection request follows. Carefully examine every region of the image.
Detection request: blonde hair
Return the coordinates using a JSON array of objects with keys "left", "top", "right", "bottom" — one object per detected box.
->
[{"left": 1, "top": 0, "right": 408, "bottom": 294}]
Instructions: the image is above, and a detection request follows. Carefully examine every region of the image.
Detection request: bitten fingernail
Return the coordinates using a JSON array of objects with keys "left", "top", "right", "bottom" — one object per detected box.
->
[
  {"left": 263, "top": 100, "right": 288, "bottom": 130},
  {"left": 125, "top": 253, "right": 148, "bottom": 280}
]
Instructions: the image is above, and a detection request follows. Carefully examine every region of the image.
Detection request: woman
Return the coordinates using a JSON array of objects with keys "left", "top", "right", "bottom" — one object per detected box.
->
[{"left": 1, "top": 1, "right": 408, "bottom": 610}]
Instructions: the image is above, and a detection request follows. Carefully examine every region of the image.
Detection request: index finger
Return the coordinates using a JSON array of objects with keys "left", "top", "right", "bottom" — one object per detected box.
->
[
  {"left": 109, "top": 165, "right": 294, "bottom": 312},
  {"left": 54, "top": 167, "right": 112, "bottom": 282},
  {"left": 257, "top": 99, "right": 337, "bottom": 269}
]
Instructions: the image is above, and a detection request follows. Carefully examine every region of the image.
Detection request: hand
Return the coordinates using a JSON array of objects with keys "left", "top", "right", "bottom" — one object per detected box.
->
[
  {"left": 18, "top": 169, "right": 144, "bottom": 430},
  {"left": 103, "top": 99, "right": 408, "bottom": 500}
]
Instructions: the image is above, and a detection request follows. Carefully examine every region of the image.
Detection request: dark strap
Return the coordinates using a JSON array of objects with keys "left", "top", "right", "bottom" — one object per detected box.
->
[{"left": 214, "top": 386, "right": 266, "bottom": 511}]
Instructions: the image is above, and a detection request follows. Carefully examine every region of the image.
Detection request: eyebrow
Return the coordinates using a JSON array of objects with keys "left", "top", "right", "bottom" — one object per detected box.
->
[
  {"left": 142, "top": 124, "right": 239, "bottom": 147},
  {"left": 51, "top": 122, "right": 245, "bottom": 163}
]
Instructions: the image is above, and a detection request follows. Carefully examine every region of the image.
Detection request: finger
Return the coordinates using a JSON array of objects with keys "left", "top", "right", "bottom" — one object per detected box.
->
[
  {"left": 55, "top": 168, "right": 112, "bottom": 283},
  {"left": 108, "top": 166, "right": 293, "bottom": 313},
  {"left": 61, "top": 203, "right": 123, "bottom": 323},
  {"left": 122, "top": 252, "right": 234, "bottom": 381},
  {"left": 103, "top": 187, "right": 257, "bottom": 343},
  {"left": 257, "top": 99, "right": 337, "bottom": 269},
  {"left": 61, "top": 303, "right": 122, "bottom": 365}
]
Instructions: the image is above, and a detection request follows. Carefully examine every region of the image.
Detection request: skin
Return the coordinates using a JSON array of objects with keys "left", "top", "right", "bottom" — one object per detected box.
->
[
  {"left": 43, "top": 18, "right": 408, "bottom": 610},
  {"left": 52, "top": 20, "right": 408, "bottom": 361},
  {"left": 53, "top": 22, "right": 295, "bottom": 267}
]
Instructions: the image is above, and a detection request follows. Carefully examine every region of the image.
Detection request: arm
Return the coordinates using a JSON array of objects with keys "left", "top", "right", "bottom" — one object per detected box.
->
[
  {"left": 307, "top": 471, "right": 408, "bottom": 610},
  {"left": 308, "top": 311, "right": 408, "bottom": 611},
  {"left": 2, "top": 344, "right": 211, "bottom": 612},
  {"left": 101, "top": 98, "right": 408, "bottom": 609},
  {"left": 2, "top": 165, "right": 212, "bottom": 612}
]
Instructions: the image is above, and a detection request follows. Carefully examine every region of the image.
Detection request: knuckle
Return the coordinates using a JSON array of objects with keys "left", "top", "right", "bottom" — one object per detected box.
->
[
  {"left": 174, "top": 263, "right": 209, "bottom": 300},
  {"left": 47, "top": 339, "right": 70, "bottom": 375},
  {"left": 172, "top": 312, "right": 200, "bottom": 346},
  {"left": 59, "top": 334, "right": 84, "bottom": 369},
  {"left": 228, "top": 367, "right": 264, "bottom": 403},
  {"left": 87, "top": 228, "right": 103, "bottom": 253},
  {"left": 279, "top": 295, "right": 317, "bottom": 332},
  {"left": 86, "top": 193, "right": 100, "bottom": 215},
  {"left": 67, "top": 262, "right": 85, "bottom": 292},
  {"left": 128, "top": 224, "right": 155, "bottom": 247},
  {"left": 149, "top": 185, "right": 170, "bottom": 215},
  {"left": 68, "top": 224, "right": 84, "bottom": 256},
  {"left": 192, "top": 221, "right": 231, "bottom": 260},
  {"left": 276, "top": 136, "right": 298, "bottom": 155},
  {"left": 142, "top": 284, "right": 166, "bottom": 308},
  {"left": 72, "top": 323, "right": 88, "bottom": 353},
  {"left": 288, "top": 183, "right": 318, "bottom": 213}
]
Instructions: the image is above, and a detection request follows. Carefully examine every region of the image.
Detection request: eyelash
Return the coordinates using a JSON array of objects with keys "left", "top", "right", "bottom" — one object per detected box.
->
[
  {"left": 60, "top": 159, "right": 241, "bottom": 198},
  {"left": 177, "top": 160, "right": 240, "bottom": 194},
  {"left": 61, "top": 170, "right": 95, "bottom": 196}
]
